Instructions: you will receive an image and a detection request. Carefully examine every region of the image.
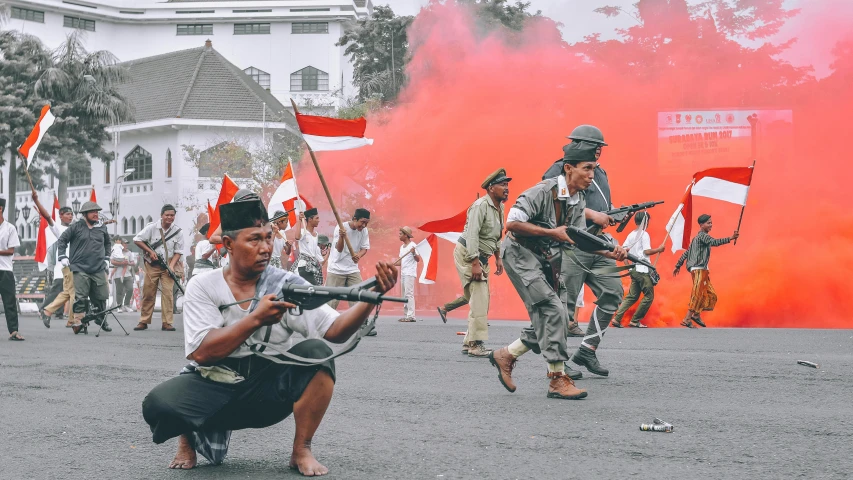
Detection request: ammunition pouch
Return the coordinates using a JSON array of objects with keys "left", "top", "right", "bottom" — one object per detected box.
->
[
  {"left": 509, "top": 234, "right": 561, "bottom": 292},
  {"left": 457, "top": 237, "right": 492, "bottom": 268}
]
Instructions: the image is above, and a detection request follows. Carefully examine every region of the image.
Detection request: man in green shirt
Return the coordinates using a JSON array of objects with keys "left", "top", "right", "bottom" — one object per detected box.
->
[{"left": 453, "top": 169, "right": 510, "bottom": 357}]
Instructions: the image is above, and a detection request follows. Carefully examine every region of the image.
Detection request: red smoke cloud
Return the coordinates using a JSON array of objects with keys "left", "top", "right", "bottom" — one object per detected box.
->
[{"left": 297, "top": 0, "right": 853, "bottom": 328}]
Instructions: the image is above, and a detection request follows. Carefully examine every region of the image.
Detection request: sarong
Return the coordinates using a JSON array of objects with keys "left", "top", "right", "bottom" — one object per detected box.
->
[
  {"left": 289, "top": 254, "right": 323, "bottom": 285},
  {"left": 269, "top": 256, "right": 282, "bottom": 269},
  {"left": 688, "top": 269, "right": 717, "bottom": 312}
]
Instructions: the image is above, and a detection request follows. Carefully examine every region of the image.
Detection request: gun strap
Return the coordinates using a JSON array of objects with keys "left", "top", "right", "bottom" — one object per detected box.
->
[
  {"left": 148, "top": 227, "right": 182, "bottom": 252},
  {"left": 565, "top": 248, "right": 634, "bottom": 278}
]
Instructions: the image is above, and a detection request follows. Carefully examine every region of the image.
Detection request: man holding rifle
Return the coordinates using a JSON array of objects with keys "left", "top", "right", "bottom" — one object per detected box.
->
[
  {"left": 141, "top": 198, "right": 399, "bottom": 476},
  {"left": 134, "top": 204, "right": 184, "bottom": 332},
  {"left": 489, "top": 141, "right": 627, "bottom": 400}
]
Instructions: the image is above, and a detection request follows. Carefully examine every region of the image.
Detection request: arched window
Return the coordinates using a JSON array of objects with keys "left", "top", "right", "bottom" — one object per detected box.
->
[
  {"left": 125, "top": 146, "right": 153, "bottom": 181},
  {"left": 146, "top": 215, "right": 153, "bottom": 224},
  {"left": 138, "top": 216, "right": 145, "bottom": 231},
  {"left": 131, "top": 217, "right": 137, "bottom": 234},
  {"left": 244, "top": 67, "right": 271, "bottom": 89},
  {"left": 26, "top": 224, "right": 32, "bottom": 239},
  {"left": 19, "top": 225, "right": 24, "bottom": 239},
  {"left": 290, "top": 66, "right": 328, "bottom": 92},
  {"left": 166, "top": 149, "right": 172, "bottom": 178},
  {"left": 122, "top": 217, "right": 128, "bottom": 234}
]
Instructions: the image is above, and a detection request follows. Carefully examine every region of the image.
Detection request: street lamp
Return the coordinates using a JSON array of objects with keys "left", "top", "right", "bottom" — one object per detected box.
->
[
  {"left": 21, "top": 204, "right": 31, "bottom": 222},
  {"left": 110, "top": 168, "right": 135, "bottom": 235},
  {"left": 72, "top": 198, "right": 81, "bottom": 216}
]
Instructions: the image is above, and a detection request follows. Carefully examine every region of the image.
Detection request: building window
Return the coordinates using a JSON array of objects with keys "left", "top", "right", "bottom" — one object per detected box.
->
[
  {"left": 122, "top": 217, "right": 128, "bottom": 234},
  {"left": 27, "top": 224, "right": 33, "bottom": 239},
  {"left": 234, "top": 23, "right": 270, "bottom": 35},
  {"left": 147, "top": 215, "right": 153, "bottom": 224},
  {"left": 11, "top": 7, "right": 45, "bottom": 23},
  {"left": 198, "top": 142, "right": 251, "bottom": 178},
  {"left": 68, "top": 160, "right": 92, "bottom": 187},
  {"left": 131, "top": 217, "right": 136, "bottom": 234},
  {"left": 291, "top": 8, "right": 331, "bottom": 12},
  {"left": 125, "top": 146, "right": 153, "bottom": 181},
  {"left": 292, "top": 22, "right": 328, "bottom": 34},
  {"left": 138, "top": 216, "right": 145, "bottom": 230},
  {"left": 177, "top": 24, "right": 213, "bottom": 36},
  {"left": 166, "top": 149, "right": 172, "bottom": 178},
  {"left": 104, "top": 161, "right": 111, "bottom": 184},
  {"left": 291, "top": 66, "right": 329, "bottom": 91},
  {"left": 19, "top": 226, "right": 24, "bottom": 239},
  {"left": 233, "top": 9, "right": 272, "bottom": 13},
  {"left": 63, "top": 16, "right": 96, "bottom": 32},
  {"left": 244, "top": 67, "right": 270, "bottom": 89}
]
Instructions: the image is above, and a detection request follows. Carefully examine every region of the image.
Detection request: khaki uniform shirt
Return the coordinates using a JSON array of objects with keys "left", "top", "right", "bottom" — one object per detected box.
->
[{"left": 461, "top": 196, "right": 505, "bottom": 262}]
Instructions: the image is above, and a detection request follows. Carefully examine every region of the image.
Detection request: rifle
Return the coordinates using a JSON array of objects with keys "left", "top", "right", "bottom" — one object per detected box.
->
[
  {"left": 142, "top": 240, "right": 185, "bottom": 295},
  {"left": 567, "top": 226, "right": 657, "bottom": 271},
  {"left": 588, "top": 200, "right": 664, "bottom": 234},
  {"left": 218, "top": 277, "right": 407, "bottom": 315}
]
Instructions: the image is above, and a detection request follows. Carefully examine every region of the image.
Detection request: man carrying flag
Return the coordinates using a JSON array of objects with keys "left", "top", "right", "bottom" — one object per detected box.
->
[
  {"left": 31, "top": 186, "right": 76, "bottom": 328},
  {"left": 673, "top": 215, "right": 738, "bottom": 328}
]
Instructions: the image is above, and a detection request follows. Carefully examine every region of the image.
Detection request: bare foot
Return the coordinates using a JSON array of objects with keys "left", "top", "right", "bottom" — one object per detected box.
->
[
  {"left": 289, "top": 447, "right": 328, "bottom": 476},
  {"left": 169, "top": 435, "right": 197, "bottom": 469}
]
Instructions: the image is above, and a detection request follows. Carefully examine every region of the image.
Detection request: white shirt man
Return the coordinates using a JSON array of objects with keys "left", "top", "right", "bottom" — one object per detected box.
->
[
  {"left": 396, "top": 227, "right": 421, "bottom": 322},
  {"left": 325, "top": 209, "right": 371, "bottom": 315},
  {"left": 623, "top": 229, "right": 651, "bottom": 274},
  {"left": 0, "top": 209, "right": 22, "bottom": 339}
]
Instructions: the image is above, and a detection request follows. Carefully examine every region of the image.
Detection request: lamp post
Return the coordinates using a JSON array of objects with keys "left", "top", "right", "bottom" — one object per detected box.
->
[
  {"left": 111, "top": 167, "right": 135, "bottom": 235},
  {"left": 22, "top": 204, "right": 31, "bottom": 222},
  {"left": 72, "top": 198, "right": 81, "bottom": 217}
]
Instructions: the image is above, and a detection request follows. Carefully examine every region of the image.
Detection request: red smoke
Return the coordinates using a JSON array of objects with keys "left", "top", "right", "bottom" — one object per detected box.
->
[{"left": 297, "top": 0, "right": 853, "bottom": 328}]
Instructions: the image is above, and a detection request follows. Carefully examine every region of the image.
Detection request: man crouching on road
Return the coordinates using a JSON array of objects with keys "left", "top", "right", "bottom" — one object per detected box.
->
[{"left": 142, "top": 199, "right": 398, "bottom": 476}]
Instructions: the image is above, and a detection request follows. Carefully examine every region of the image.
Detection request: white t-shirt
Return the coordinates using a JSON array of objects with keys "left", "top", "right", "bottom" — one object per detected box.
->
[
  {"left": 271, "top": 236, "right": 287, "bottom": 259},
  {"left": 328, "top": 223, "right": 370, "bottom": 275},
  {"left": 623, "top": 229, "right": 651, "bottom": 274},
  {"left": 110, "top": 244, "right": 132, "bottom": 279},
  {"left": 297, "top": 228, "right": 323, "bottom": 267},
  {"left": 399, "top": 241, "right": 419, "bottom": 277},
  {"left": 49, "top": 223, "right": 69, "bottom": 278},
  {"left": 0, "top": 220, "right": 21, "bottom": 272},
  {"left": 183, "top": 269, "right": 339, "bottom": 361},
  {"left": 194, "top": 240, "right": 215, "bottom": 264}
]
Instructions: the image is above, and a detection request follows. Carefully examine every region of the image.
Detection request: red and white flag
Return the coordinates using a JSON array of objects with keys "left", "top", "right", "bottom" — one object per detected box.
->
[
  {"left": 90, "top": 185, "right": 97, "bottom": 203},
  {"left": 415, "top": 207, "right": 469, "bottom": 284},
  {"left": 18, "top": 105, "right": 55, "bottom": 167},
  {"left": 267, "top": 161, "right": 313, "bottom": 229},
  {"left": 35, "top": 194, "right": 61, "bottom": 271},
  {"left": 293, "top": 110, "right": 374, "bottom": 152},
  {"left": 666, "top": 166, "right": 754, "bottom": 252},
  {"left": 208, "top": 174, "right": 240, "bottom": 238}
]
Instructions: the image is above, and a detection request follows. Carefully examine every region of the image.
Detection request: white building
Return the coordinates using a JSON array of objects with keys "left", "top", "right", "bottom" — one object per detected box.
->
[
  {"left": 4, "top": 0, "right": 373, "bottom": 253},
  {"left": 5, "top": 0, "right": 371, "bottom": 106}
]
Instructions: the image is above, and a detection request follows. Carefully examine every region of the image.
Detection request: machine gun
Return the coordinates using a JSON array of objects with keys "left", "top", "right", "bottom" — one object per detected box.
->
[
  {"left": 587, "top": 200, "right": 664, "bottom": 234},
  {"left": 219, "top": 277, "right": 408, "bottom": 315},
  {"left": 567, "top": 226, "right": 657, "bottom": 271},
  {"left": 142, "top": 240, "right": 185, "bottom": 295}
]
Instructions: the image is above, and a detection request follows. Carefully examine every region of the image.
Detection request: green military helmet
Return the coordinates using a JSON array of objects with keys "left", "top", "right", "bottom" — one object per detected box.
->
[
  {"left": 79, "top": 201, "right": 102, "bottom": 213},
  {"left": 568, "top": 125, "right": 608, "bottom": 146}
]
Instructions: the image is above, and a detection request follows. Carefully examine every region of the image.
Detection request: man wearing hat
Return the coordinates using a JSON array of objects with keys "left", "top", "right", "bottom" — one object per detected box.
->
[
  {"left": 326, "top": 208, "right": 371, "bottom": 311},
  {"left": 394, "top": 227, "right": 421, "bottom": 322},
  {"left": 488, "top": 142, "right": 627, "bottom": 400},
  {"left": 290, "top": 208, "right": 325, "bottom": 285},
  {"left": 674, "top": 214, "right": 738, "bottom": 328},
  {"left": 449, "top": 169, "right": 510, "bottom": 357},
  {"left": 0, "top": 197, "right": 23, "bottom": 340},
  {"left": 141, "top": 197, "right": 399, "bottom": 475},
  {"left": 55, "top": 200, "right": 113, "bottom": 333},
  {"left": 269, "top": 210, "right": 293, "bottom": 269},
  {"left": 134, "top": 204, "right": 184, "bottom": 332}
]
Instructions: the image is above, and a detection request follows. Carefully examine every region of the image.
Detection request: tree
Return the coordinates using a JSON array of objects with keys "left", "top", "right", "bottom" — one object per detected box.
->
[
  {"left": 338, "top": 5, "right": 414, "bottom": 103},
  {"left": 458, "top": 0, "right": 542, "bottom": 34}
]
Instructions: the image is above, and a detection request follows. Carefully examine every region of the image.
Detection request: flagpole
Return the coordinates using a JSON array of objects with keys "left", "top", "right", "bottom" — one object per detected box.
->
[
  {"left": 289, "top": 99, "right": 357, "bottom": 257},
  {"left": 734, "top": 114, "right": 759, "bottom": 246},
  {"left": 733, "top": 160, "right": 755, "bottom": 246},
  {"left": 653, "top": 212, "right": 679, "bottom": 267}
]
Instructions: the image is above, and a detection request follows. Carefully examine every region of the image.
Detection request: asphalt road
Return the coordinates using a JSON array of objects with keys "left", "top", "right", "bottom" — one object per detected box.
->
[{"left": 1, "top": 312, "right": 851, "bottom": 480}]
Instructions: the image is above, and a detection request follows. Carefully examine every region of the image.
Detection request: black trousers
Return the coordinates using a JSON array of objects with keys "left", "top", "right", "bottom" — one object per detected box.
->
[
  {"left": 142, "top": 339, "right": 335, "bottom": 445},
  {"left": 0, "top": 271, "right": 19, "bottom": 334},
  {"left": 41, "top": 278, "right": 65, "bottom": 311}
]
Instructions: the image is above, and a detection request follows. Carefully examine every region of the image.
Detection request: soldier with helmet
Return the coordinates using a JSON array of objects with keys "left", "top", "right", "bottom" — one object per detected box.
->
[
  {"left": 543, "top": 125, "right": 626, "bottom": 378},
  {"left": 55, "top": 201, "right": 114, "bottom": 334}
]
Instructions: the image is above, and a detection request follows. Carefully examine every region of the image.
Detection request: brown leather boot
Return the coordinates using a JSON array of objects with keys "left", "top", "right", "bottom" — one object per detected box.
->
[
  {"left": 567, "top": 320, "right": 585, "bottom": 337},
  {"left": 547, "top": 372, "right": 588, "bottom": 399},
  {"left": 488, "top": 347, "right": 517, "bottom": 392}
]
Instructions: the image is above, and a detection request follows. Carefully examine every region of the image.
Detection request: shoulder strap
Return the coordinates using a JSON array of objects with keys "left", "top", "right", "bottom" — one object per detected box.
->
[
  {"left": 551, "top": 186, "right": 564, "bottom": 227},
  {"left": 148, "top": 226, "right": 182, "bottom": 251}
]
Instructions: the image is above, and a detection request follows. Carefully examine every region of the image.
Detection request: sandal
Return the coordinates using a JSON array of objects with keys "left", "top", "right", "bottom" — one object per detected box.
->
[
  {"left": 437, "top": 307, "right": 447, "bottom": 324},
  {"left": 9, "top": 332, "right": 25, "bottom": 341},
  {"left": 629, "top": 322, "right": 648, "bottom": 328},
  {"left": 691, "top": 314, "right": 707, "bottom": 327}
]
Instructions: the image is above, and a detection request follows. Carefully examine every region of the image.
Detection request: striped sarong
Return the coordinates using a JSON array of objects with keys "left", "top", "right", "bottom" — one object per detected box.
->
[{"left": 688, "top": 269, "right": 717, "bottom": 312}]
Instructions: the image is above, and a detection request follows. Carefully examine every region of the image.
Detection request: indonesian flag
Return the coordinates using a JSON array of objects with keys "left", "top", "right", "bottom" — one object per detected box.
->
[
  {"left": 293, "top": 110, "right": 374, "bottom": 152},
  {"left": 18, "top": 105, "right": 55, "bottom": 167},
  {"left": 90, "top": 186, "right": 97, "bottom": 202},
  {"left": 415, "top": 207, "right": 469, "bottom": 284},
  {"left": 206, "top": 200, "right": 214, "bottom": 225},
  {"left": 35, "top": 195, "right": 61, "bottom": 271},
  {"left": 267, "top": 161, "right": 313, "bottom": 229},
  {"left": 666, "top": 166, "right": 754, "bottom": 252},
  {"left": 208, "top": 174, "right": 240, "bottom": 238}
]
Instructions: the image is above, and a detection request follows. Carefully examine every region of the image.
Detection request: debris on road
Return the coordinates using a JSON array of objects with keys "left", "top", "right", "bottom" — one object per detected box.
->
[
  {"left": 797, "top": 360, "right": 819, "bottom": 368},
  {"left": 640, "top": 423, "right": 673, "bottom": 433}
]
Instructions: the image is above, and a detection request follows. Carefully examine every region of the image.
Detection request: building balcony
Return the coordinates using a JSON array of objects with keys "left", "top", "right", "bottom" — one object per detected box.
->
[{"left": 122, "top": 181, "right": 155, "bottom": 196}]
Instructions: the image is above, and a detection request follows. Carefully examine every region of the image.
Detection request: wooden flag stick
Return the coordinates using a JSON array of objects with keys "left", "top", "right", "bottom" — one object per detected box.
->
[
  {"left": 733, "top": 159, "right": 756, "bottom": 246},
  {"left": 290, "top": 99, "right": 356, "bottom": 257},
  {"left": 653, "top": 208, "right": 680, "bottom": 267}
]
